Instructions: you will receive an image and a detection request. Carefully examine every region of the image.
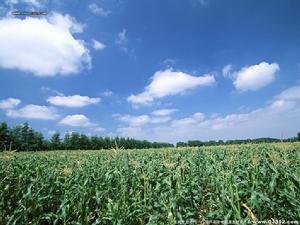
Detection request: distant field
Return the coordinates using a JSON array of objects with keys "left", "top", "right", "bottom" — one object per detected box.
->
[{"left": 0, "top": 143, "right": 299, "bottom": 224}]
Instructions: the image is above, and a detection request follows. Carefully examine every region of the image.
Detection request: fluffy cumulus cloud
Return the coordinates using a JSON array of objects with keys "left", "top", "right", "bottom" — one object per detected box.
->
[
  {"left": 118, "top": 85, "right": 300, "bottom": 142},
  {"left": 233, "top": 62, "right": 279, "bottom": 91},
  {"left": 0, "top": 98, "right": 21, "bottom": 109},
  {"left": 59, "top": 114, "right": 104, "bottom": 131},
  {"left": 88, "top": 3, "right": 110, "bottom": 16},
  {"left": 0, "top": 13, "right": 91, "bottom": 76},
  {"left": 91, "top": 39, "right": 106, "bottom": 51},
  {"left": 59, "top": 114, "right": 94, "bottom": 127},
  {"left": 127, "top": 69, "right": 216, "bottom": 105},
  {"left": 6, "top": 104, "right": 59, "bottom": 120},
  {"left": 47, "top": 95, "right": 100, "bottom": 108}
]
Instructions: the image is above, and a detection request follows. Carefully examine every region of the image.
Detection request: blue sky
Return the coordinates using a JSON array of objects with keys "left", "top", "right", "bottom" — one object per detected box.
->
[{"left": 0, "top": 0, "right": 300, "bottom": 142}]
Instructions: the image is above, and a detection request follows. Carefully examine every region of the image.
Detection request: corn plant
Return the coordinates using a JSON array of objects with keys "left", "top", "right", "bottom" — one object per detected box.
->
[{"left": 0, "top": 143, "right": 299, "bottom": 224}]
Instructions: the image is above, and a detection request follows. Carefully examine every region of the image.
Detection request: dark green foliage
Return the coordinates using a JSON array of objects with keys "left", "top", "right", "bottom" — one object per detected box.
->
[
  {"left": 50, "top": 132, "right": 62, "bottom": 150},
  {"left": 0, "top": 121, "right": 174, "bottom": 151},
  {"left": 4, "top": 122, "right": 45, "bottom": 152},
  {"left": 63, "top": 132, "right": 72, "bottom": 150},
  {"left": 0, "top": 122, "right": 10, "bottom": 151},
  {"left": 0, "top": 143, "right": 299, "bottom": 224},
  {"left": 1, "top": 121, "right": 298, "bottom": 152},
  {"left": 176, "top": 141, "right": 187, "bottom": 147},
  {"left": 187, "top": 140, "right": 204, "bottom": 147},
  {"left": 177, "top": 136, "right": 300, "bottom": 147}
]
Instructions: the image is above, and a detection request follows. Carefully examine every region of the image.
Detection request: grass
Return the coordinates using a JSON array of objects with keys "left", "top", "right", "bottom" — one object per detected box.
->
[{"left": 0, "top": 143, "right": 299, "bottom": 224}]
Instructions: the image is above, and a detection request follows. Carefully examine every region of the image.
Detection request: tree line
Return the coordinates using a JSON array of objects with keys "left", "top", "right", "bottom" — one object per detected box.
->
[
  {"left": 0, "top": 121, "right": 173, "bottom": 151},
  {"left": 0, "top": 121, "right": 299, "bottom": 151},
  {"left": 176, "top": 135, "right": 300, "bottom": 147}
]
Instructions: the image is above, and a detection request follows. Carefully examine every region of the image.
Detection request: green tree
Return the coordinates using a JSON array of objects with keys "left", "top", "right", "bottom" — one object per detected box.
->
[
  {"left": 176, "top": 142, "right": 187, "bottom": 147},
  {"left": 27, "top": 127, "right": 37, "bottom": 151},
  {"left": 43, "top": 139, "right": 51, "bottom": 151},
  {"left": 70, "top": 132, "right": 81, "bottom": 150},
  {"left": 50, "top": 132, "right": 61, "bottom": 150},
  {"left": 187, "top": 140, "right": 204, "bottom": 147},
  {"left": 35, "top": 132, "right": 44, "bottom": 151},
  {"left": 0, "top": 122, "right": 10, "bottom": 151},
  {"left": 79, "top": 134, "right": 90, "bottom": 150},
  {"left": 90, "top": 136, "right": 99, "bottom": 150},
  {"left": 63, "top": 132, "right": 71, "bottom": 150},
  {"left": 10, "top": 125, "right": 22, "bottom": 151},
  {"left": 21, "top": 122, "right": 30, "bottom": 151}
]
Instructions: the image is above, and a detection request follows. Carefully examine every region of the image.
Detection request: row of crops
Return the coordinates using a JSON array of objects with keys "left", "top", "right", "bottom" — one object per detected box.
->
[{"left": 0, "top": 143, "right": 299, "bottom": 224}]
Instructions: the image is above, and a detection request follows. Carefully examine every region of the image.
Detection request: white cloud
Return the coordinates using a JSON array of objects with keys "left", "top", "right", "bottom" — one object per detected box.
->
[
  {"left": 91, "top": 39, "right": 106, "bottom": 51},
  {"left": 0, "top": 12, "right": 91, "bottom": 76},
  {"left": 0, "top": 98, "right": 21, "bottom": 109},
  {"left": 40, "top": 86, "right": 64, "bottom": 96},
  {"left": 115, "top": 113, "right": 172, "bottom": 127},
  {"left": 117, "top": 126, "right": 142, "bottom": 137},
  {"left": 269, "top": 100, "right": 295, "bottom": 111},
  {"left": 117, "top": 85, "right": 300, "bottom": 142},
  {"left": 209, "top": 113, "right": 249, "bottom": 130},
  {"left": 59, "top": 114, "right": 105, "bottom": 132},
  {"left": 151, "top": 108, "right": 177, "bottom": 116},
  {"left": 275, "top": 85, "right": 300, "bottom": 101},
  {"left": 233, "top": 62, "right": 279, "bottom": 91},
  {"left": 59, "top": 114, "right": 94, "bottom": 127},
  {"left": 171, "top": 112, "right": 205, "bottom": 127},
  {"left": 161, "top": 58, "right": 177, "bottom": 67},
  {"left": 116, "top": 115, "right": 151, "bottom": 127},
  {"left": 222, "top": 64, "right": 233, "bottom": 78},
  {"left": 6, "top": 104, "right": 59, "bottom": 120},
  {"left": 88, "top": 3, "right": 111, "bottom": 16},
  {"left": 151, "top": 116, "right": 171, "bottom": 124},
  {"left": 102, "top": 90, "right": 113, "bottom": 97},
  {"left": 269, "top": 85, "right": 300, "bottom": 111},
  {"left": 127, "top": 92, "right": 153, "bottom": 105},
  {"left": 92, "top": 127, "right": 105, "bottom": 132},
  {"left": 116, "top": 29, "right": 128, "bottom": 52},
  {"left": 5, "top": 0, "right": 42, "bottom": 7},
  {"left": 127, "top": 69, "right": 216, "bottom": 105},
  {"left": 47, "top": 95, "right": 100, "bottom": 108}
]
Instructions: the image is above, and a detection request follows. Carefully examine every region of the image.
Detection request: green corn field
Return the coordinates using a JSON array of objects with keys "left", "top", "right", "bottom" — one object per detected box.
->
[{"left": 0, "top": 143, "right": 299, "bottom": 224}]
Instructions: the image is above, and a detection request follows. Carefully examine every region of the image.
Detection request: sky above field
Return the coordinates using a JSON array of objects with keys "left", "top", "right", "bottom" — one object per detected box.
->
[{"left": 0, "top": 0, "right": 300, "bottom": 143}]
